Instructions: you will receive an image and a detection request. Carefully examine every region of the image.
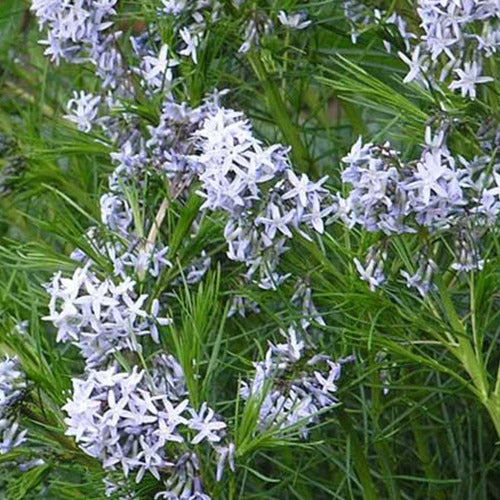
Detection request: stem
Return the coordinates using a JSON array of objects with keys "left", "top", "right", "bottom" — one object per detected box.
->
[
  {"left": 435, "top": 279, "right": 500, "bottom": 440},
  {"left": 371, "top": 371, "right": 401, "bottom": 500},
  {"left": 336, "top": 407, "right": 379, "bottom": 500},
  {"left": 437, "top": 278, "right": 489, "bottom": 400},
  {"left": 146, "top": 197, "right": 169, "bottom": 249},
  {"left": 228, "top": 474, "right": 236, "bottom": 500},
  {"left": 469, "top": 272, "right": 480, "bottom": 357},
  {"left": 411, "top": 422, "right": 445, "bottom": 500},
  {"left": 137, "top": 197, "right": 169, "bottom": 282},
  {"left": 3, "top": 81, "right": 55, "bottom": 118},
  {"left": 485, "top": 398, "right": 500, "bottom": 442},
  {"left": 493, "top": 359, "right": 500, "bottom": 399},
  {"left": 247, "top": 52, "right": 316, "bottom": 176},
  {"left": 411, "top": 413, "right": 445, "bottom": 500}
]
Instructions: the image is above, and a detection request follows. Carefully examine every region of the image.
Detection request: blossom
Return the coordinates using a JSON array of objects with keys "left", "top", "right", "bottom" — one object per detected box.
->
[
  {"left": 161, "top": 0, "right": 187, "bottom": 15},
  {"left": 400, "top": 258, "right": 436, "bottom": 296},
  {"left": 141, "top": 44, "right": 179, "bottom": 90},
  {"left": 353, "top": 246, "right": 386, "bottom": 292},
  {"left": 64, "top": 91, "right": 101, "bottom": 132},
  {"left": 399, "top": 46, "right": 426, "bottom": 85},
  {"left": 63, "top": 359, "right": 230, "bottom": 485},
  {"left": 0, "top": 420, "right": 28, "bottom": 455},
  {"left": 43, "top": 266, "right": 171, "bottom": 367},
  {"left": 451, "top": 233, "right": 485, "bottom": 272},
  {"left": 240, "top": 325, "right": 352, "bottom": 438},
  {"left": 31, "top": 0, "right": 123, "bottom": 87},
  {"left": 278, "top": 11, "right": 312, "bottom": 30},
  {"left": 256, "top": 203, "right": 295, "bottom": 241},
  {"left": 282, "top": 171, "right": 328, "bottom": 208},
  {"left": 178, "top": 27, "right": 200, "bottom": 64},
  {"left": 189, "top": 403, "right": 227, "bottom": 444},
  {"left": 215, "top": 443, "right": 235, "bottom": 482},
  {"left": 341, "top": 136, "right": 373, "bottom": 168},
  {"left": 291, "top": 280, "right": 326, "bottom": 330},
  {"left": 100, "top": 193, "right": 133, "bottom": 235},
  {"left": 449, "top": 61, "right": 493, "bottom": 99},
  {"left": 155, "top": 453, "right": 212, "bottom": 499},
  {"left": 0, "top": 357, "right": 27, "bottom": 455},
  {"left": 404, "top": 151, "right": 452, "bottom": 205}
]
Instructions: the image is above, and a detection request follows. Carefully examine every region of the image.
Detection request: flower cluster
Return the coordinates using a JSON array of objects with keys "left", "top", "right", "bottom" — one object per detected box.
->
[
  {"left": 238, "top": 9, "right": 274, "bottom": 54},
  {"left": 103, "top": 475, "right": 138, "bottom": 500},
  {"left": 341, "top": 122, "right": 500, "bottom": 293},
  {"left": 340, "top": 138, "right": 410, "bottom": 234},
  {"left": 343, "top": 1, "right": 414, "bottom": 51},
  {"left": 401, "top": 255, "right": 437, "bottom": 296},
  {"left": 398, "top": 0, "right": 497, "bottom": 98},
  {"left": 159, "top": 0, "right": 221, "bottom": 65},
  {"left": 145, "top": 96, "right": 220, "bottom": 192},
  {"left": 241, "top": 326, "right": 352, "bottom": 438},
  {"left": 193, "top": 106, "right": 337, "bottom": 289},
  {"left": 31, "top": 0, "right": 124, "bottom": 88},
  {"left": 63, "top": 357, "right": 231, "bottom": 495},
  {"left": 343, "top": 0, "right": 497, "bottom": 99},
  {"left": 93, "top": 89, "right": 337, "bottom": 291},
  {"left": 154, "top": 451, "right": 231, "bottom": 500},
  {"left": 291, "top": 279, "right": 326, "bottom": 331},
  {"left": 229, "top": 5, "right": 314, "bottom": 55},
  {"left": 0, "top": 357, "right": 27, "bottom": 455},
  {"left": 239, "top": 6, "right": 313, "bottom": 53},
  {"left": 43, "top": 266, "right": 171, "bottom": 367}
]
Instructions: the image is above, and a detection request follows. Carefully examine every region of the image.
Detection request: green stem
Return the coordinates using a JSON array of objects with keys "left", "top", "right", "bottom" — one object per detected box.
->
[
  {"left": 435, "top": 279, "right": 500, "bottom": 441},
  {"left": 493, "top": 360, "right": 500, "bottom": 399},
  {"left": 469, "top": 272, "right": 480, "bottom": 357},
  {"left": 336, "top": 407, "right": 379, "bottom": 500},
  {"left": 228, "top": 474, "right": 236, "bottom": 500},
  {"left": 485, "top": 398, "right": 500, "bottom": 442},
  {"left": 371, "top": 371, "right": 401, "bottom": 500},
  {"left": 247, "top": 52, "right": 316, "bottom": 176},
  {"left": 437, "top": 278, "right": 489, "bottom": 400},
  {"left": 411, "top": 417, "right": 445, "bottom": 500}
]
